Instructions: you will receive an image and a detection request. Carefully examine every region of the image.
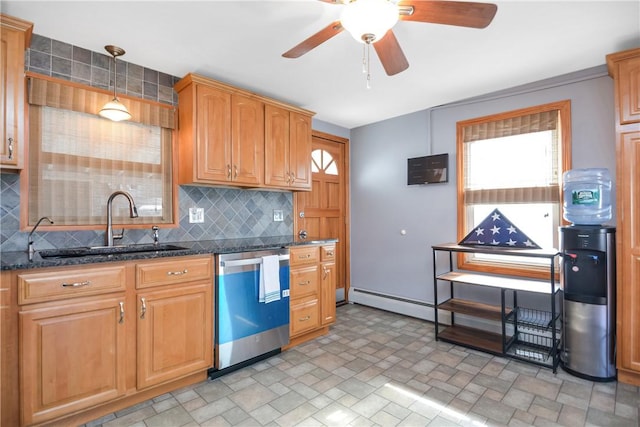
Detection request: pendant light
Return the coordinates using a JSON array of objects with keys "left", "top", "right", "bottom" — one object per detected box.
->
[{"left": 98, "top": 45, "right": 132, "bottom": 121}]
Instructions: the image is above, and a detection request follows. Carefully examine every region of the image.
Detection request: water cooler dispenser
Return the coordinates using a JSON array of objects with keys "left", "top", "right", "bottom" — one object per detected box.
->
[{"left": 560, "top": 225, "right": 616, "bottom": 381}]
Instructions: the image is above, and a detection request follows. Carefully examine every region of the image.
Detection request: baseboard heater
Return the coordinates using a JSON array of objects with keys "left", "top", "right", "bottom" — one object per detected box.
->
[{"left": 349, "top": 287, "right": 442, "bottom": 323}]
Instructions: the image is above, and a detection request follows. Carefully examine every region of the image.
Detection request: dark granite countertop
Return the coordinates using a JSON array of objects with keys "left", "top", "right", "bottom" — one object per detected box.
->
[{"left": 0, "top": 236, "right": 338, "bottom": 271}]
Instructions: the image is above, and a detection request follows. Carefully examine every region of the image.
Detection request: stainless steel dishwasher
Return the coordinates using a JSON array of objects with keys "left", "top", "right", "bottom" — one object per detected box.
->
[{"left": 211, "top": 248, "right": 290, "bottom": 376}]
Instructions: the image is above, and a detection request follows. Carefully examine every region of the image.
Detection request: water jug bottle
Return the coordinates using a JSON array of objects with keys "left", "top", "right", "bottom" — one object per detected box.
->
[{"left": 563, "top": 168, "right": 612, "bottom": 225}]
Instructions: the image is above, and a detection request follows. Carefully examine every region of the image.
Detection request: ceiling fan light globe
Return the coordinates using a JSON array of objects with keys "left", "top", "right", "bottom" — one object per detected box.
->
[
  {"left": 340, "top": 0, "right": 399, "bottom": 43},
  {"left": 99, "top": 98, "right": 132, "bottom": 122}
]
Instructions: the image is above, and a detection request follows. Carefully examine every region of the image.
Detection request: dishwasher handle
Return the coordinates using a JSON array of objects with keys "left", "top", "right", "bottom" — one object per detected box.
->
[{"left": 221, "top": 254, "right": 289, "bottom": 268}]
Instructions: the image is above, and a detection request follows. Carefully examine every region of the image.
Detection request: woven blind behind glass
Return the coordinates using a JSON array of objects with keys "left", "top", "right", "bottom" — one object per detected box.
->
[
  {"left": 28, "top": 76, "right": 173, "bottom": 227},
  {"left": 462, "top": 110, "right": 560, "bottom": 205}
]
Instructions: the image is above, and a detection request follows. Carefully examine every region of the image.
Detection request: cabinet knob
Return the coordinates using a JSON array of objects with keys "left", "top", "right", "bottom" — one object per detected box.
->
[
  {"left": 227, "top": 164, "right": 232, "bottom": 179},
  {"left": 167, "top": 269, "right": 188, "bottom": 276},
  {"left": 7, "top": 137, "right": 13, "bottom": 160}
]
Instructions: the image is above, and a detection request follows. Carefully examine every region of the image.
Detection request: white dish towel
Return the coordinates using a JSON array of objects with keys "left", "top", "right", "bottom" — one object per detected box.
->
[{"left": 259, "top": 255, "right": 281, "bottom": 304}]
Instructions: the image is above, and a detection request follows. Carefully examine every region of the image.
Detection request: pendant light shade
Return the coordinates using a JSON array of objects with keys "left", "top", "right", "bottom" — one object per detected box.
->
[
  {"left": 99, "top": 98, "right": 132, "bottom": 121},
  {"left": 99, "top": 45, "right": 131, "bottom": 121}
]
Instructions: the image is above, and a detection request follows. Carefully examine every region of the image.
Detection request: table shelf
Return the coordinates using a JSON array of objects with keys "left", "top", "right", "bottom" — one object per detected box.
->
[{"left": 432, "top": 243, "right": 562, "bottom": 372}]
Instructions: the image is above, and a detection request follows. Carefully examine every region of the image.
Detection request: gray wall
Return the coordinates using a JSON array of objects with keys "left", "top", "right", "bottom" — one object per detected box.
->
[{"left": 349, "top": 65, "right": 616, "bottom": 306}]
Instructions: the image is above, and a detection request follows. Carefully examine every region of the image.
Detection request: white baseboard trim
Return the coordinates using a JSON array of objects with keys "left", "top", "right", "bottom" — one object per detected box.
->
[{"left": 348, "top": 287, "right": 448, "bottom": 323}]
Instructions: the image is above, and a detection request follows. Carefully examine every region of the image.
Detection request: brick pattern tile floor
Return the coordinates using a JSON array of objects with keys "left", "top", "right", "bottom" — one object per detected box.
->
[{"left": 85, "top": 304, "right": 639, "bottom": 427}]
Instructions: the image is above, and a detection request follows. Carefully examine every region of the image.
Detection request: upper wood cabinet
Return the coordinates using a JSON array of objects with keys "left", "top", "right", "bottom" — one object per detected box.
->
[
  {"left": 265, "top": 104, "right": 312, "bottom": 190},
  {"left": 175, "top": 73, "right": 314, "bottom": 190},
  {"left": 0, "top": 14, "right": 33, "bottom": 170},
  {"left": 607, "top": 47, "right": 640, "bottom": 387},
  {"left": 175, "top": 75, "right": 263, "bottom": 186}
]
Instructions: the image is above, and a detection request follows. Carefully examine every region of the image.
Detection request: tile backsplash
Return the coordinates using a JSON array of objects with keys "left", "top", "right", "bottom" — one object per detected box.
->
[{"left": 0, "top": 34, "right": 294, "bottom": 253}]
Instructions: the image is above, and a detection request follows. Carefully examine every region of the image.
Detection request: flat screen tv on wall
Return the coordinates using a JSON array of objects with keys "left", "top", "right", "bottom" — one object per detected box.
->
[{"left": 407, "top": 153, "right": 448, "bottom": 185}]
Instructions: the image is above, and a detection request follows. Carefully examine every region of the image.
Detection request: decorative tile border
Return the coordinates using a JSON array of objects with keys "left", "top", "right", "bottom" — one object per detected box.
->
[{"left": 26, "top": 33, "right": 179, "bottom": 106}]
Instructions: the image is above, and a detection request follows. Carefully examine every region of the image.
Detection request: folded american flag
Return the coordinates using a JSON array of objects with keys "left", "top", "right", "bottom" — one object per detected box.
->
[{"left": 459, "top": 208, "right": 541, "bottom": 249}]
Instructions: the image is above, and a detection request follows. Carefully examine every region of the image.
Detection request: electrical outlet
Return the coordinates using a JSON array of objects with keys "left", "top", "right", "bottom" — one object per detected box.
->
[
  {"left": 273, "top": 209, "right": 284, "bottom": 222},
  {"left": 189, "top": 207, "right": 204, "bottom": 223}
]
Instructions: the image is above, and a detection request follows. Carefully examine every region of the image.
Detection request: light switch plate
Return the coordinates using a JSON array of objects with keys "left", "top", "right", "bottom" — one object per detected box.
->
[
  {"left": 273, "top": 209, "right": 284, "bottom": 222},
  {"left": 189, "top": 207, "right": 204, "bottom": 223}
]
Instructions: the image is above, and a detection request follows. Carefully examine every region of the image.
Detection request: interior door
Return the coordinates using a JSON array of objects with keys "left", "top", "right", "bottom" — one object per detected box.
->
[{"left": 294, "top": 131, "right": 349, "bottom": 302}]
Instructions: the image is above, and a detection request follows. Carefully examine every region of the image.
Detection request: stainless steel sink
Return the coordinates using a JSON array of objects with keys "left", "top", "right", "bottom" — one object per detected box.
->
[{"left": 38, "top": 244, "right": 188, "bottom": 259}]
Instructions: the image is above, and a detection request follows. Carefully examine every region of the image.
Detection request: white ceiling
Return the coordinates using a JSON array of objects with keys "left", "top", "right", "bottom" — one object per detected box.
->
[{"left": 4, "top": 1, "right": 640, "bottom": 129}]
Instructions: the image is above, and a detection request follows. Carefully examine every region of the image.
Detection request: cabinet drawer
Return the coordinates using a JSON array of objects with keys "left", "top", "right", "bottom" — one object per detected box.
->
[
  {"left": 290, "top": 246, "right": 319, "bottom": 266},
  {"left": 290, "top": 296, "right": 320, "bottom": 337},
  {"left": 290, "top": 265, "right": 318, "bottom": 298},
  {"left": 321, "top": 245, "right": 336, "bottom": 262},
  {"left": 136, "top": 256, "right": 212, "bottom": 289},
  {"left": 17, "top": 265, "right": 126, "bottom": 305}
]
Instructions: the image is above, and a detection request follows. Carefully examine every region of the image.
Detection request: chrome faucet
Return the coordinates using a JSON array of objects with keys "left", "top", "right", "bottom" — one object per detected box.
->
[
  {"left": 28, "top": 216, "right": 54, "bottom": 256},
  {"left": 105, "top": 191, "right": 139, "bottom": 246},
  {"left": 152, "top": 226, "right": 160, "bottom": 245}
]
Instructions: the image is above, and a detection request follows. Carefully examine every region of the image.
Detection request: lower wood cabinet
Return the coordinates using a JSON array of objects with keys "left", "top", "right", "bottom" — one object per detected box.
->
[
  {"left": 288, "top": 243, "right": 336, "bottom": 347},
  {"left": 320, "top": 245, "right": 336, "bottom": 325},
  {"left": 1, "top": 255, "right": 213, "bottom": 426},
  {"left": 137, "top": 283, "right": 212, "bottom": 389},
  {"left": 20, "top": 296, "right": 127, "bottom": 426}
]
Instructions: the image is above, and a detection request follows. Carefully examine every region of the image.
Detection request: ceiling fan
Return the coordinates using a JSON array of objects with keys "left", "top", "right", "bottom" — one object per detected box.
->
[{"left": 282, "top": 0, "right": 498, "bottom": 77}]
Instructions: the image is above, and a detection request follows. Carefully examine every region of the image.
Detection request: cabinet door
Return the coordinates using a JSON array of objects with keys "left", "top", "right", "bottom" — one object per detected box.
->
[
  {"left": 618, "top": 131, "right": 640, "bottom": 376},
  {"left": 195, "top": 84, "right": 232, "bottom": 182},
  {"left": 289, "top": 112, "right": 312, "bottom": 189},
  {"left": 321, "top": 261, "right": 336, "bottom": 325},
  {"left": 1, "top": 18, "right": 30, "bottom": 168},
  {"left": 231, "top": 94, "right": 264, "bottom": 185},
  {"left": 264, "top": 104, "right": 291, "bottom": 187},
  {"left": 617, "top": 56, "right": 640, "bottom": 125},
  {"left": 137, "top": 283, "right": 212, "bottom": 389},
  {"left": 20, "top": 296, "right": 127, "bottom": 426}
]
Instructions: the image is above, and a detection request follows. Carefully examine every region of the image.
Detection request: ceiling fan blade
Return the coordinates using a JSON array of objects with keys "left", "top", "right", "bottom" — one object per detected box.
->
[
  {"left": 398, "top": 1, "right": 497, "bottom": 29},
  {"left": 373, "top": 30, "right": 409, "bottom": 76},
  {"left": 282, "top": 21, "right": 344, "bottom": 58}
]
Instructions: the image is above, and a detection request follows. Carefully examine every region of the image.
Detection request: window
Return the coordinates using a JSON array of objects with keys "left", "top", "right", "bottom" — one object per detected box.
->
[
  {"left": 312, "top": 149, "right": 338, "bottom": 175},
  {"left": 456, "top": 100, "right": 571, "bottom": 278},
  {"left": 26, "top": 75, "right": 175, "bottom": 228}
]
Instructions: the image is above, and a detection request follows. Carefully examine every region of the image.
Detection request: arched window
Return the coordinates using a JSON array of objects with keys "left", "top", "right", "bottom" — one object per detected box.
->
[{"left": 311, "top": 149, "right": 338, "bottom": 175}]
